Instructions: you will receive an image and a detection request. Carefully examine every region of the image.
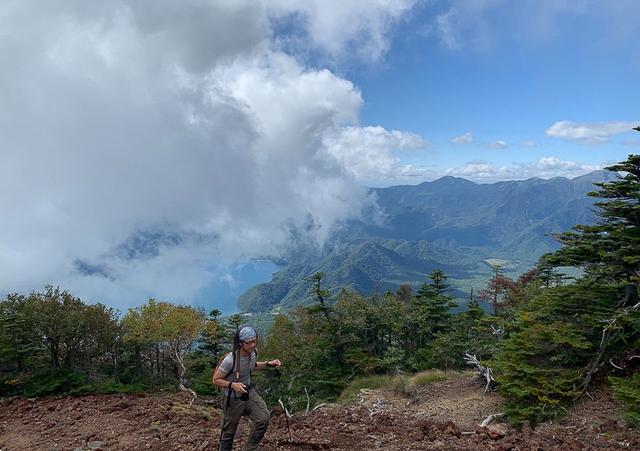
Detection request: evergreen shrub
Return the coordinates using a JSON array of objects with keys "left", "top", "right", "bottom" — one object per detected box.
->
[
  {"left": 610, "top": 374, "right": 640, "bottom": 426},
  {"left": 493, "top": 283, "right": 622, "bottom": 425}
]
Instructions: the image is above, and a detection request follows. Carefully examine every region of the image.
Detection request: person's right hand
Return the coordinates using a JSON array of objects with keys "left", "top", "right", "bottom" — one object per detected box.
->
[{"left": 231, "top": 382, "right": 247, "bottom": 394}]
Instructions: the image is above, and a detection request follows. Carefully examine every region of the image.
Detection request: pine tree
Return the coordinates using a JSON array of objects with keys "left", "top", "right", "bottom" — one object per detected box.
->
[
  {"left": 544, "top": 155, "right": 640, "bottom": 306},
  {"left": 494, "top": 154, "right": 640, "bottom": 425},
  {"left": 409, "top": 270, "right": 456, "bottom": 368},
  {"left": 200, "top": 309, "right": 227, "bottom": 362}
]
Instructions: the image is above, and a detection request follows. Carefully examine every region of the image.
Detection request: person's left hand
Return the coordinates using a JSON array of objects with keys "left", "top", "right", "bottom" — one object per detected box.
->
[{"left": 268, "top": 359, "right": 282, "bottom": 368}]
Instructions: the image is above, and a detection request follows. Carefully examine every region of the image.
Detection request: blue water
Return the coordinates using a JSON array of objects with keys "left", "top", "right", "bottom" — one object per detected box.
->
[{"left": 193, "top": 260, "right": 281, "bottom": 315}]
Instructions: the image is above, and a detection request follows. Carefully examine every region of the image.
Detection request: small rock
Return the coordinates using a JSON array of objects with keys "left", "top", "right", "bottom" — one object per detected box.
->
[
  {"left": 441, "top": 420, "right": 461, "bottom": 437},
  {"left": 485, "top": 423, "right": 508, "bottom": 439}
]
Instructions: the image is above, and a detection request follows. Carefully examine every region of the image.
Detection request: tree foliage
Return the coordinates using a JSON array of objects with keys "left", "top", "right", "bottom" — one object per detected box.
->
[
  {"left": 0, "top": 287, "right": 121, "bottom": 396},
  {"left": 259, "top": 269, "right": 489, "bottom": 410},
  {"left": 495, "top": 154, "right": 640, "bottom": 425}
]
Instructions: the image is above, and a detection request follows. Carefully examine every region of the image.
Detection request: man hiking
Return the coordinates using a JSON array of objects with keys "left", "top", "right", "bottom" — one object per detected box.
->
[{"left": 213, "top": 325, "right": 281, "bottom": 451}]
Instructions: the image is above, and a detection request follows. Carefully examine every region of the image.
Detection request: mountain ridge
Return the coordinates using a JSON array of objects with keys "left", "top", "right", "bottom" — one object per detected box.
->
[{"left": 238, "top": 170, "right": 616, "bottom": 312}]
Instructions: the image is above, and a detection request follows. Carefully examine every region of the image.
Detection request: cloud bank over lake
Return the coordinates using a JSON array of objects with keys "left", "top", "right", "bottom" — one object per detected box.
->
[{"left": 0, "top": 0, "right": 420, "bottom": 309}]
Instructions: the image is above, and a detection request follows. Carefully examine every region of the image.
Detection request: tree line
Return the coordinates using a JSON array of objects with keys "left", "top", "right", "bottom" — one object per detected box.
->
[
  {"left": 0, "top": 290, "right": 237, "bottom": 398},
  {"left": 1, "top": 154, "right": 639, "bottom": 427}
]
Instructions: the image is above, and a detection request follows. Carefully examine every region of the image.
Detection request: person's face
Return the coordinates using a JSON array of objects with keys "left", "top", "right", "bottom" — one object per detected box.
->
[{"left": 240, "top": 339, "right": 257, "bottom": 352}]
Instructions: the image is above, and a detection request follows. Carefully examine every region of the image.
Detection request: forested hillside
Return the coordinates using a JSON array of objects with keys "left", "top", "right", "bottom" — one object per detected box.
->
[{"left": 239, "top": 170, "right": 615, "bottom": 313}]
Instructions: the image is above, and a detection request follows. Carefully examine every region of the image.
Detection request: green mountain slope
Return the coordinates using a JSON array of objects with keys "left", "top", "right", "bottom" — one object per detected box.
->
[{"left": 238, "top": 171, "right": 615, "bottom": 312}]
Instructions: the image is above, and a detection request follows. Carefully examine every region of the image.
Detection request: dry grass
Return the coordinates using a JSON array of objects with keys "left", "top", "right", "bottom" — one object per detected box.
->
[{"left": 339, "top": 369, "right": 467, "bottom": 403}]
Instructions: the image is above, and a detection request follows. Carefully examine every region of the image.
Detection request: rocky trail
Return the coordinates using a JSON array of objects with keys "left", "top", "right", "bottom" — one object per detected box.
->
[{"left": 1, "top": 373, "right": 638, "bottom": 450}]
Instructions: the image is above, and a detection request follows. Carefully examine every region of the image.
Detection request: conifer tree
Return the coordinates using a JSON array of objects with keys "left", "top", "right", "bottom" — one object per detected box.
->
[
  {"left": 494, "top": 154, "right": 640, "bottom": 425},
  {"left": 200, "top": 309, "right": 227, "bottom": 362},
  {"left": 410, "top": 270, "right": 456, "bottom": 367},
  {"left": 545, "top": 155, "right": 640, "bottom": 306}
]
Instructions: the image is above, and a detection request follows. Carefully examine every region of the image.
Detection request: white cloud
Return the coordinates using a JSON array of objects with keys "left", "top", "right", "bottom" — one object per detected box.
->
[
  {"left": 0, "top": 0, "right": 418, "bottom": 310},
  {"left": 519, "top": 140, "right": 537, "bottom": 147},
  {"left": 435, "top": 9, "right": 463, "bottom": 51},
  {"left": 267, "top": 0, "right": 418, "bottom": 63},
  {"left": 322, "top": 126, "right": 426, "bottom": 182},
  {"left": 488, "top": 140, "right": 508, "bottom": 149},
  {"left": 546, "top": 120, "right": 639, "bottom": 143},
  {"left": 444, "top": 157, "right": 603, "bottom": 182},
  {"left": 450, "top": 132, "right": 474, "bottom": 144}
]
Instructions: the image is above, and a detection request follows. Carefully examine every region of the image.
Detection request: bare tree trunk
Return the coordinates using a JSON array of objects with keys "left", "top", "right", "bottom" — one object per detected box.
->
[
  {"left": 173, "top": 346, "right": 197, "bottom": 404},
  {"left": 464, "top": 353, "right": 496, "bottom": 393}
]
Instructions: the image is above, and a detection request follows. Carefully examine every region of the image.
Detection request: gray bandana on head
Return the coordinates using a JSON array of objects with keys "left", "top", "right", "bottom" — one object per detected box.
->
[{"left": 239, "top": 326, "right": 257, "bottom": 342}]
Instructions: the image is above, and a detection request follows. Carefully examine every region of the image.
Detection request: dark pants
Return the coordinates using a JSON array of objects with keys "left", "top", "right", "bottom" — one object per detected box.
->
[{"left": 219, "top": 389, "right": 270, "bottom": 451}]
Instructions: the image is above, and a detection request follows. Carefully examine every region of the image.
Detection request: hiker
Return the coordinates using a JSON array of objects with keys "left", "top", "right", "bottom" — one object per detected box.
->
[{"left": 213, "top": 325, "right": 281, "bottom": 451}]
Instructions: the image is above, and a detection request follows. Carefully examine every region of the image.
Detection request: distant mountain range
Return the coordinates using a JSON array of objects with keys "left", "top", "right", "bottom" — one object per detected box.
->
[{"left": 238, "top": 171, "right": 615, "bottom": 313}]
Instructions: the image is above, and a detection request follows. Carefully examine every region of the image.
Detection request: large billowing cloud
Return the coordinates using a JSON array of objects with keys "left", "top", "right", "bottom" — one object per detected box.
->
[
  {"left": 0, "top": 0, "right": 420, "bottom": 309},
  {"left": 322, "top": 126, "right": 425, "bottom": 182}
]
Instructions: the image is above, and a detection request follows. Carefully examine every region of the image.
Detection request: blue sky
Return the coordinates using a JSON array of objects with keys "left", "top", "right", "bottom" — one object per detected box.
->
[
  {"left": 329, "top": 1, "right": 640, "bottom": 185},
  {"left": 1, "top": 0, "right": 638, "bottom": 312}
]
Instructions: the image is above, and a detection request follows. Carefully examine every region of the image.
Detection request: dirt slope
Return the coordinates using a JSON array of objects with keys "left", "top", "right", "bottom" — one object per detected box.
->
[{"left": 1, "top": 374, "right": 638, "bottom": 450}]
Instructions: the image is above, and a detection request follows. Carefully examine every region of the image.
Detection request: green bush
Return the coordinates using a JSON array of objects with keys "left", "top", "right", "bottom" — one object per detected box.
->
[
  {"left": 23, "top": 369, "right": 84, "bottom": 397},
  {"left": 188, "top": 369, "right": 217, "bottom": 397},
  {"left": 492, "top": 283, "right": 622, "bottom": 426},
  {"left": 0, "top": 374, "right": 25, "bottom": 396},
  {"left": 610, "top": 374, "right": 640, "bottom": 427}
]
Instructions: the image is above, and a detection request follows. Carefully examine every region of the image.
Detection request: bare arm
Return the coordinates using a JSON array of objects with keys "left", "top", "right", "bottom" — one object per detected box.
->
[
  {"left": 212, "top": 366, "right": 247, "bottom": 394},
  {"left": 255, "top": 359, "right": 282, "bottom": 370}
]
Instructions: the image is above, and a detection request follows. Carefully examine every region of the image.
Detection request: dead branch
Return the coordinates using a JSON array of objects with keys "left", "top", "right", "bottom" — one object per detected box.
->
[
  {"left": 464, "top": 353, "right": 496, "bottom": 393},
  {"left": 304, "top": 387, "right": 310, "bottom": 416},
  {"left": 278, "top": 399, "right": 292, "bottom": 420},
  {"left": 575, "top": 298, "right": 640, "bottom": 400},
  {"left": 312, "top": 403, "right": 328, "bottom": 412},
  {"left": 609, "top": 359, "right": 624, "bottom": 370},
  {"left": 178, "top": 382, "right": 198, "bottom": 405},
  {"left": 480, "top": 412, "right": 505, "bottom": 427}
]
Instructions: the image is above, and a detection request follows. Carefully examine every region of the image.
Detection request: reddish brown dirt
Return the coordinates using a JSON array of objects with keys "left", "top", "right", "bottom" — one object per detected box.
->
[{"left": 1, "top": 375, "right": 638, "bottom": 450}]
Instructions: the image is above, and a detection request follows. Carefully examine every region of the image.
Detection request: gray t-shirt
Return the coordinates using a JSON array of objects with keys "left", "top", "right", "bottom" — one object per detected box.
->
[{"left": 219, "top": 351, "right": 256, "bottom": 395}]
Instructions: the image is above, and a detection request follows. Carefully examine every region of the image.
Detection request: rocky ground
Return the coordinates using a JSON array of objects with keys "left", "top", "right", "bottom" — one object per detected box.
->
[{"left": 1, "top": 373, "right": 638, "bottom": 450}]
